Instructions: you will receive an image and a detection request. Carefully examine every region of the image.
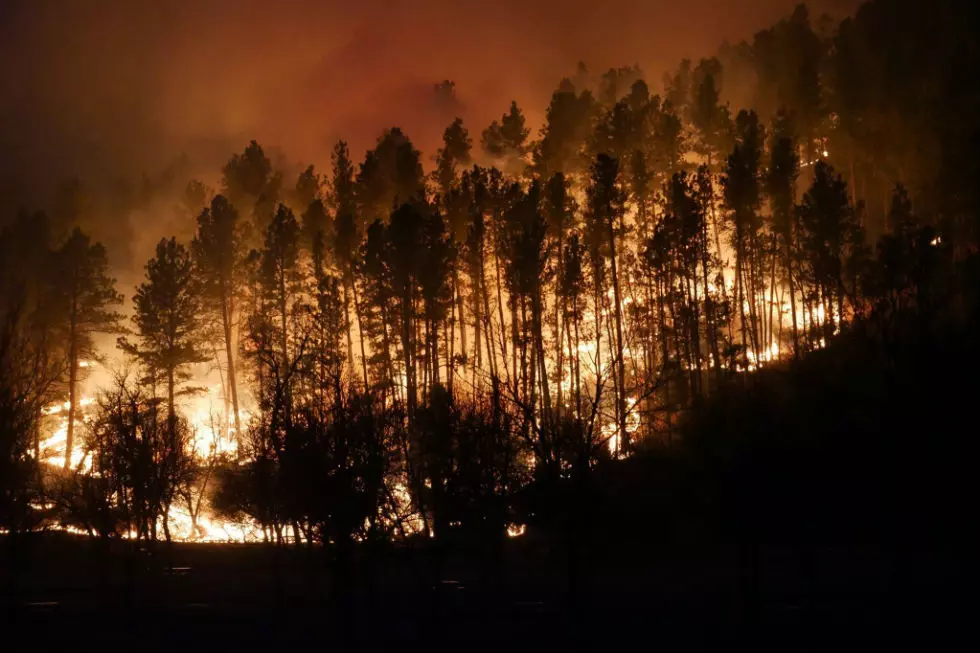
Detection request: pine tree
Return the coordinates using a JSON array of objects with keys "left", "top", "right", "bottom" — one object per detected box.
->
[
  {"left": 765, "top": 111, "right": 801, "bottom": 356},
  {"left": 259, "top": 205, "right": 304, "bottom": 433},
  {"left": 357, "top": 128, "right": 426, "bottom": 225},
  {"left": 192, "top": 195, "right": 245, "bottom": 444},
  {"left": 689, "top": 58, "right": 733, "bottom": 171},
  {"left": 722, "top": 110, "right": 766, "bottom": 367},
  {"left": 543, "top": 172, "right": 577, "bottom": 418},
  {"left": 330, "top": 141, "right": 369, "bottom": 386},
  {"left": 54, "top": 229, "right": 124, "bottom": 469},
  {"left": 584, "top": 154, "right": 629, "bottom": 454},
  {"left": 386, "top": 203, "right": 426, "bottom": 422},
  {"left": 481, "top": 101, "right": 530, "bottom": 176},
  {"left": 534, "top": 81, "right": 597, "bottom": 179},
  {"left": 123, "top": 237, "right": 205, "bottom": 427},
  {"left": 798, "top": 161, "right": 862, "bottom": 338},
  {"left": 222, "top": 140, "right": 273, "bottom": 233},
  {"left": 434, "top": 118, "right": 473, "bottom": 200}
]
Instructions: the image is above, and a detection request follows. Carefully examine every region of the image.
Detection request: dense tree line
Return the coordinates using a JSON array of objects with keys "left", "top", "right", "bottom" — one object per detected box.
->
[{"left": 1, "top": 0, "right": 978, "bottom": 556}]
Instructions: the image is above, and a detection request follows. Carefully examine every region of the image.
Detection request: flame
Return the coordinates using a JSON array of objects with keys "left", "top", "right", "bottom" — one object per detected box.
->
[
  {"left": 38, "top": 397, "right": 95, "bottom": 471},
  {"left": 164, "top": 503, "right": 267, "bottom": 543},
  {"left": 28, "top": 142, "right": 852, "bottom": 545}
]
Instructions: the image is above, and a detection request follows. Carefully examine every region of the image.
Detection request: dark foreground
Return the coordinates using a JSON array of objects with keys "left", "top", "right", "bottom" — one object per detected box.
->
[{"left": 3, "top": 532, "right": 976, "bottom": 651}]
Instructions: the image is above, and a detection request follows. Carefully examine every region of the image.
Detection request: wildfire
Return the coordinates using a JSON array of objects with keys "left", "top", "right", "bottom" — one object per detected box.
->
[{"left": 38, "top": 397, "right": 95, "bottom": 471}]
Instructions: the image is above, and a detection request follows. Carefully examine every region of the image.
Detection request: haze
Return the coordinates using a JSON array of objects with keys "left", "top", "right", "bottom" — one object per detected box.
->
[{"left": 0, "top": 0, "right": 856, "bottom": 209}]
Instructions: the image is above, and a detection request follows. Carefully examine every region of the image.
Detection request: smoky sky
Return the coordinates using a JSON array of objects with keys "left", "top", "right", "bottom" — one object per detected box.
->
[{"left": 0, "top": 0, "right": 858, "bottom": 206}]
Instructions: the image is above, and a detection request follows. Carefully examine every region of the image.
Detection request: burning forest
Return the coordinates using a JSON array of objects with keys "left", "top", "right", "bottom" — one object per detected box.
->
[{"left": 2, "top": 0, "right": 980, "bottom": 648}]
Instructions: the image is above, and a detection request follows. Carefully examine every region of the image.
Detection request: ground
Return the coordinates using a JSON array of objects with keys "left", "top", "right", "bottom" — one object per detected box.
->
[{"left": 4, "top": 531, "right": 975, "bottom": 651}]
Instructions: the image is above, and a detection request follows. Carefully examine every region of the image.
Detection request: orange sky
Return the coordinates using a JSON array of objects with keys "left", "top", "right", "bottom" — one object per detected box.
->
[{"left": 0, "top": 0, "right": 859, "bottom": 202}]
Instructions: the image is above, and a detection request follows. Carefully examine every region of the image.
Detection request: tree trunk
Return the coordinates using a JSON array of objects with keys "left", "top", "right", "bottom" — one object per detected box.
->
[
  {"left": 571, "top": 304, "right": 582, "bottom": 419},
  {"left": 656, "top": 277, "right": 672, "bottom": 442},
  {"left": 222, "top": 293, "right": 242, "bottom": 450},
  {"left": 65, "top": 296, "right": 79, "bottom": 470},
  {"left": 350, "top": 274, "right": 370, "bottom": 388},
  {"left": 279, "top": 271, "right": 291, "bottom": 429},
  {"left": 787, "top": 237, "right": 800, "bottom": 359},
  {"left": 493, "top": 251, "right": 509, "bottom": 386},
  {"left": 343, "top": 281, "right": 354, "bottom": 379},
  {"left": 607, "top": 219, "right": 628, "bottom": 454},
  {"left": 735, "top": 241, "right": 750, "bottom": 370},
  {"left": 65, "top": 345, "right": 78, "bottom": 470},
  {"left": 401, "top": 288, "right": 416, "bottom": 422},
  {"left": 701, "top": 220, "right": 722, "bottom": 388},
  {"left": 454, "top": 266, "right": 466, "bottom": 364}
]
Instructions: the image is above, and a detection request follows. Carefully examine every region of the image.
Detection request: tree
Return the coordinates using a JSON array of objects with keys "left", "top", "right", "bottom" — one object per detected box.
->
[
  {"left": 330, "top": 141, "right": 369, "bottom": 386},
  {"left": 291, "top": 165, "right": 321, "bottom": 215},
  {"left": 797, "top": 161, "right": 863, "bottom": 338},
  {"left": 54, "top": 229, "right": 124, "bottom": 469},
  {"left": 765, "top": 112, "right": 801, "bottom": 356},
  {"left": 481, "top": 101, "right": 531, "bottom": 175},
  {"left": 123, "top": 238, "right": 206, "bottom": 428},
  {"left": 192, "top": 195, "right": 245, "bottom": 444},
  {"left": 386, "top": 203, "right": 426, "bottom": 422},
  {"left": 663, "top": 58, "right": 693, "bottom": 118},
  {"left": 501, "top": 182, "right": 551, "bottom": 439},
  {"left": 649, "top": 100, "right": 686, "bottom": 186},
  {"left": 543, "top": 172, "right": 578, "bottom": 418},
  {"left": 0, "top": 304, "right": 46, "bottom": 535},
  {"left": 434, "top": 118, "right": 473, "bottom": 200},
  {"left": 257, "top": 205, "right": 305, "bottom": 434},
  {"left": 222, "top": 140, "right": 273, "bottom": 213},
  {"left": 89, "top": 375, "right": 194, "bottom": 542},
  {"left": 559, "top": 233, "right": 587, "bottom": 418},
  {"left": 722, "top": 110, "right": 766, "bottom": 367},
  {"left": 598, "top": 65, "right": 643, "bottom": 109},
  {"left": 752, "top": 4, "right": 824, "bottom": 160},
  {"left": 1, "top": 212, "right": 64, "bottom": 464},
  {"left": 357, "top": 128, "right": 426, "bottom": 225},
  {"left": 418, "top": 211, "right": 455, "bottom": 394},
  {"left": 534, "top": 81, "right": 597, "bottom": 179},
  {"left": 689, "top": 58, "right": 733, "bottom": 170},
  {"left": 593, "top": 98, "right": 638, "bottom": 162},
  {"left": 583, "top": 154, "right": 629, "bottom": 454}
]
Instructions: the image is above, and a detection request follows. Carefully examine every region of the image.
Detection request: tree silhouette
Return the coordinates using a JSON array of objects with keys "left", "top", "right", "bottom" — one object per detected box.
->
[
  {"left": 765, "top": 111, "right": 801, "bottom": 356},
  {"left": 192, "top": 195, "right": 245, "bottom": 445},
  {"left": 584, "top": 154, "right": 629, "bottom": 453},
  {"left": 689, "top": 58, "right": 733, "bottom": 171},
  {"left": 434, "top": 118, "right": 473, "bottom": 201},
  {"left": 329, "top": 140, "right": 368, "bottom": 386},
  {"left": 290, "top": 165, "right": 321, "bottom": 215},
  {"left": 481, "top": 101, "right": 530, "bottom": 176},
  {"left": 501, "top": 182, "right": 550, "bottom": 434},
  {"left": 54, "top": 229, "right": 124, "bottom": 468},
  {"left": 534, "top": 81, "right": 597, "bottom": 179},
  {"left": 89, "top": 374, "right": 194, "bottom": 542},
  {"left": 222, "top": 140, "right": 273, "bottom": 233},
  {"left": 722, "top": 110, "right": 766, "bottom": 366},
  {"left": 122, "top": 238, "right": 205, "bottom": 429},
  {"left": 357, "top": 128, "right": 426, "bottom": 225},
  {"left": 257, "top": 204, "right": 305, "bottom": 434},
  {"left": 797, "top": 161, "right": 865, "bottom": 337}
]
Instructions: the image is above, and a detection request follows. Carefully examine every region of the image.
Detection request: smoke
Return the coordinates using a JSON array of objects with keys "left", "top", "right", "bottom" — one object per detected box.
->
[{"left": 0, "top": 0, "right": 858, "bottom": 250}]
